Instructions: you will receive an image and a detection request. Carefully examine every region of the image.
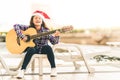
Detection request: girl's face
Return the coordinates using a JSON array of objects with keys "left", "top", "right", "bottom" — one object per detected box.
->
[{"left": 33, "top": 15, "right": 43, "bottom": 26}]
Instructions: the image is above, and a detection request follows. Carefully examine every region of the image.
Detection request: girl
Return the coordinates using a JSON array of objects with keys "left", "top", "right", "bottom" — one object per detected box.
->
[{"left": 14, "top": 10, "right": 60, "bottom": 79}]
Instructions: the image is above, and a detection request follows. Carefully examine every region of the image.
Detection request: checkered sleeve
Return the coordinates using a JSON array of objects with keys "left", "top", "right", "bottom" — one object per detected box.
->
[
  {"left": 48, "top": 35, "right": 60, "bottom": 45},
  {"left": 13, "top": 24, "right": 29, "bottom": 39}
]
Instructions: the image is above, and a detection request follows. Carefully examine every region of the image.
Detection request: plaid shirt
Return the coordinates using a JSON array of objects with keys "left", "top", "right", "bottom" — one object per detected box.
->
[{"left": 14, "top": 24, "right": 59, "bottom": 53}]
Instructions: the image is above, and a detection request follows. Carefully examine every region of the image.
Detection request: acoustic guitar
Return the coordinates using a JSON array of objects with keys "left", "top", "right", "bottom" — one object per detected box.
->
[{"left": 6, "top": 26, "right": 73, "bottom": 54}]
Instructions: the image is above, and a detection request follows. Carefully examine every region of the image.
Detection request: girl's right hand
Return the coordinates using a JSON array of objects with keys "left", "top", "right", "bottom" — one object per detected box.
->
[{"left": 22, "top": 36, "right": 28, "bottom": 42}]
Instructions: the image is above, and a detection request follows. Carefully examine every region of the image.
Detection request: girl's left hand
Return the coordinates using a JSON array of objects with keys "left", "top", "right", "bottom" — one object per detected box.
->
[{"left": 53, "top": 31, "right": 60, "bottom": 36}]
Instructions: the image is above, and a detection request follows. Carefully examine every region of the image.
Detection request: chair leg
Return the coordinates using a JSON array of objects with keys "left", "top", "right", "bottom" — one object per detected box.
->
[
  {"left": 73, "top": 61, "right": 80, "bottom": 70},
  {"left": 31, "top": 59, "right": 35, "bottom": 72},
  {"left": 38, "top": 56, "right": 43, "bottom": 76},
  {"left": 0, "top": 56, "right": 17, "bottom": 76}
]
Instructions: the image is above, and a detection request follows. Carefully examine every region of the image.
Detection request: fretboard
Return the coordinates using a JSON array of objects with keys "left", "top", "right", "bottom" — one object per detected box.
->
[{"left": 30, "top": 29, "right": 61, "bottom": 39}]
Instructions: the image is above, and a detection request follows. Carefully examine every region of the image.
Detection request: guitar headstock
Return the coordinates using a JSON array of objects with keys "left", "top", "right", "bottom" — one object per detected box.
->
[{"left": 61, "top": 25, "right": 73, "bottom": 33}]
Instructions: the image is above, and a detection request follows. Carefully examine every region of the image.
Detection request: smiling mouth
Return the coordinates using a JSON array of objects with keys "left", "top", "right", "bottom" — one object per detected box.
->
[{"left": 36, "top": 22, "right": 40, "bottom": 23}]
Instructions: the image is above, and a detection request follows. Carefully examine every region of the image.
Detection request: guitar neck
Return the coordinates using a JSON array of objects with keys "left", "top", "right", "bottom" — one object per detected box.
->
[{"left": 30, "top": 29, "right": 61, "bottom": 39}]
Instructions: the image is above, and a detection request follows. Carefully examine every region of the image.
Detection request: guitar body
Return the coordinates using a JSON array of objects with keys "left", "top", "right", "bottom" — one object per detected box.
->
[{"left": 6, "top": 28, "right": 37, "bottom": 54}]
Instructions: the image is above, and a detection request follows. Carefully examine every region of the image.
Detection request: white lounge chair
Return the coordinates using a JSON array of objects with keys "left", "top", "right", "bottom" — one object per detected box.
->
[{"left": 52, "top": 43, "right": 94, "bottom": 73}]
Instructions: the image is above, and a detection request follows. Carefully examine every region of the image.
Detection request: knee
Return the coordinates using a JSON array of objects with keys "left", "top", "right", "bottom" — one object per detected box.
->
[
  {"left": 41, "top": 45, "right": 53, "bottom": 54},
  {"left": 26, "top": 47, "right": 36, "bottom": 55},
  {"left": 44, "top": 45, "right": 52, "bottom": 50}
]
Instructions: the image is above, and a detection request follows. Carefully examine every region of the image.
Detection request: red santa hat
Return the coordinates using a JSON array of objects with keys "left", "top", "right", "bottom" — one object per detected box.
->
[{"left": 32, "top": 10, "right": 50, "bottom": 19}]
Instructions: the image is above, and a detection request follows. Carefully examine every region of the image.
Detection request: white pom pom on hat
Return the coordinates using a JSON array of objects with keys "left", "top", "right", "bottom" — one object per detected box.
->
[{"left": 32, "top": 10, "right": 50, "bottom": 19}]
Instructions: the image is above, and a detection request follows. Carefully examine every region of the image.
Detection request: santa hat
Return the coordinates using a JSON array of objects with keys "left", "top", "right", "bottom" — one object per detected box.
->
[{"left": 32, "top": 10, "right": 50, "bottom": 19}]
